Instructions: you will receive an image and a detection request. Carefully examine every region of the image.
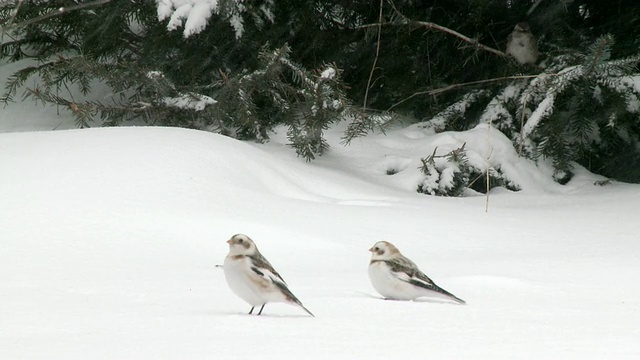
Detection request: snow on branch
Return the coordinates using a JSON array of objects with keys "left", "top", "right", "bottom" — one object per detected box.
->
[
  {"left": 519, "top": 65, "right": 582, "bottom": 140},
  {"left": 521, "top": 92, "right": 555, "bottom": 140},
  {"left": 157, "top": 0, "right": 220, "bottom": 37},
  {"left": 156, "top": 0, "right": 252, "bottom": 38},
  {"left": 162, "top": 93, "right": 217, "bottom": 111}
]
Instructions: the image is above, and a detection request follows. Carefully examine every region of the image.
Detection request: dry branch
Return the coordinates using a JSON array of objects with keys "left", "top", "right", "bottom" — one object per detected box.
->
[
  {"left": 387, "top": 74, "right": 556, "bottom": 111},
  {"left": 363, "top": 0, "right": 384, "bottom": 112}
]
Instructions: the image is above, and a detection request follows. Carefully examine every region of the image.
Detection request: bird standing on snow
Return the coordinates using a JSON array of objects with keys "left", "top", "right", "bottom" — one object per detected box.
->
[
  {"left": 223, "top": 234, "right": 314, "bottom": 316},
  {"left": 368, "top": 241, "right": 466, "bottom": 304},
  {"left": 506, "top": 22, "right": 539, "bottom": 66}
]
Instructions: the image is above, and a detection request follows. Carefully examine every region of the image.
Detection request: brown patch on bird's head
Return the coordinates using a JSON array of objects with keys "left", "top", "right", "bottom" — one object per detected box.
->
[
  {"left": 369, "top": 241, "right": 400, "bottom": 260},
  {"left": 226, "top": 234, "right": 256, "bottom": 255},
  {"left": 229, "top": 234, "right": 252, "bottom": 248}
]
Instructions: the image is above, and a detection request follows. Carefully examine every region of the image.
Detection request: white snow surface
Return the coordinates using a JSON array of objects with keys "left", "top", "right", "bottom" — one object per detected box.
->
[{"left": 1, "top": 96, "right": 640, "bottom": 358}]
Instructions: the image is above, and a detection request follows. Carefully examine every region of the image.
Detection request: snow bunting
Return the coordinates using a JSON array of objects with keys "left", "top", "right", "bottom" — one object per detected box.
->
[
  {"left": 506, "top": 22, "right": 539, "bottom": 66},
  {"left": 223, "top": 234, "right": 314, "bottom": 316},
  {"left": 368, "top": 241, "right": 466, "bottom": 304}
]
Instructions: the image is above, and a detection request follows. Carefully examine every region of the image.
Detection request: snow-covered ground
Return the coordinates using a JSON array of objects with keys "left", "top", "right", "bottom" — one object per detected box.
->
[{"left": 2, "top": 78, "right": 640, "bottom": 358}]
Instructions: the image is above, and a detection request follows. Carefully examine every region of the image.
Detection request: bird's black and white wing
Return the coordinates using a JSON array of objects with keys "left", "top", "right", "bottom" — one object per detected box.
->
[
  {"left": 386, "top": 257, "right": 466, "bottom": 304},
  {"left": 248, "top": 253, "right": 314, "bottom": 315},
  {"left": 248, "top": 251, "right": 287, "bottom": 284}
]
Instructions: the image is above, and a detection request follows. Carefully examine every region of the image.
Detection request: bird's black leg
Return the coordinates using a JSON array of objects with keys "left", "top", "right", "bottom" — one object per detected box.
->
[
  {"left": 257, "top": 304, "right": 266, "bottom": 315},
  {"left": 248, "top": 306, "right": 255, "bottom": 315}
]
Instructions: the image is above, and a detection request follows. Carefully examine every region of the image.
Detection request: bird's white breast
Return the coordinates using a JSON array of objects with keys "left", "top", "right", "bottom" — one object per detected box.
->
[
  {"left": 223, "top": 255, "right": 267, "bottom": 306},
  {"left": 368, "top": 261, "right": 425, "bottom": 300},
  {"left": 506, "top": 34, "right": 538, "bottom": 65}
]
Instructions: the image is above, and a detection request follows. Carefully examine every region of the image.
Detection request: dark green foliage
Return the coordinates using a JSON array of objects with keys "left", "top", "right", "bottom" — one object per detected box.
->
[
  {"left": 527, "top": 36, "right": 640, "bottom": 181},
  {"left": 565, "top": 0, "right": 640, "bottom": 58},
  {"left": 0, "top": 1, "right": 375, "bottom": 160},
  {"left": 1, "top": 0, "right": 640, "bottom": 182},
  {"left": 427, "top": 34, "right": 640, "bottom": 184}
]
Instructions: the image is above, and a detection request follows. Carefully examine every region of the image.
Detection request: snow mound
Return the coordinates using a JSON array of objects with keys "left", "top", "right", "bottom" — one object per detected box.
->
[
  {"left": 1, "top": 126, "right": 639, "bottom": 359},
  {"left": 293, "top": 122, "right": 603, "bottom": 196}
]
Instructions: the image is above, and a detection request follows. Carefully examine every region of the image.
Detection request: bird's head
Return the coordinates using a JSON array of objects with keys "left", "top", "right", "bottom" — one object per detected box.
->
[
  {"left": 368, "top": 241, "right": 400, "bottom": 260},
  {"left": 514, "top": 22, "right": 531, "bottom": 33},
  {"left": 226, "top": 234, "right": 257, "bottom": 255}
]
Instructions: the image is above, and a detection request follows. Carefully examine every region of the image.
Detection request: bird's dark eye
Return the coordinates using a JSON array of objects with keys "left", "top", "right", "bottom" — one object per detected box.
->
[
  {"left": 374, "top": 247, "right": 378, "bottom": 251},
  {"left": 238, "top": 239, "right": 243, "bottom": 243}
]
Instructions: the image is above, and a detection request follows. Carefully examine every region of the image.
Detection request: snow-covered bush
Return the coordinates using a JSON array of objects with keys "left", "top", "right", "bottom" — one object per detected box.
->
[
  {"left": 417, "top": 143, "right": 518, "bottom": 197},
  {"left": 418, "top": 35, "right": 640, "bottom": 183}
]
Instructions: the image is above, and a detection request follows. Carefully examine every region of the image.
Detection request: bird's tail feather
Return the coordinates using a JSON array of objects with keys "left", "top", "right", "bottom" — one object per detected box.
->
[
  {"left": 274, "top": 280, "right": 315, "bottom": 316},
  {"left": 433, "top": 285, "right": 466, "bottom": 304},
  {"left": 409, "top": 278, "right": 466, "bottom": 304},
  {"left": 298, "top": 303, "right": 315, "bottom": 317}
]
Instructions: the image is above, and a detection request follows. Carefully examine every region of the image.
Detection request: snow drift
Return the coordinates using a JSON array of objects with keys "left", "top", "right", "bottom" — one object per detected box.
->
[{"left": 1, "top": 126, "right": 639, "bottom": 359}]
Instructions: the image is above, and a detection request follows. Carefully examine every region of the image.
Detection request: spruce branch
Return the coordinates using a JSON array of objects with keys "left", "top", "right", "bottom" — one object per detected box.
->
[
  {"left": 341, "top": 110, "right": 394, "bottom": 145},
  {"left": 0, "top": 0, "right": 114, "bottom": 31},
  {"left": 583, "top": 34, "right": 614, "bottom": 76}
]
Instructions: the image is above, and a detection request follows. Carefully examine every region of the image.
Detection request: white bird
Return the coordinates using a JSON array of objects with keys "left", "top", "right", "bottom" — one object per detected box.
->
[
  {"left": 223, "top": 234, "right": 314, "bottom": 316},
  {"left": 368, "top": 241, "right": 466, "bottom": 304},
  {"left": 506, "top": 22, "right": 539, "bottom": 66}
]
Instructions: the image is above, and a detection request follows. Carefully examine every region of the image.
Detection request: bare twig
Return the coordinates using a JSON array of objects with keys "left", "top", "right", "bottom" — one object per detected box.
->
[
  {"left": 356, "top": 2, "right": 507, "bottom": 57},
  {"left": 1, "top": 0, "right": 113, "bottom": 31},
  {"left": 387, "top": 73, "right": 555, "bottom": 111},
  {"left": 363, "top": 0, "right": 384, "bottom": 112},
  {"left": 413, "top": 20, "right": 507, "bottom": 58},
  {"left": 486, "top": 120, "right": 492, "bottom": 213},
  {"left": 355, "top": 15, "right": 507, "bottom": 59}
]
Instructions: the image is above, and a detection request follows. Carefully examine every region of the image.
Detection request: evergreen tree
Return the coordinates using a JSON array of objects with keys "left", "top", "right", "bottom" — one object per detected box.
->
[{"left": 2, "top": 0, "right": 640, "bottom": 184}]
